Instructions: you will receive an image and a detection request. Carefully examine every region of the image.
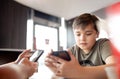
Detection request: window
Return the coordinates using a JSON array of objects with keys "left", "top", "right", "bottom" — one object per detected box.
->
[{"left": 29, "top": 24, "right": 58, "bottom": 79}]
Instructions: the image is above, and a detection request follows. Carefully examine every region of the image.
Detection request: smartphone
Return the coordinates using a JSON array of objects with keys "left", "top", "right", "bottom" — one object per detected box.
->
[
  {"left": 51, "top": 50, "right": 71, "bottom": 61},
  {"left": 29, "top": 50, "right": 44, "bottom": 62}
]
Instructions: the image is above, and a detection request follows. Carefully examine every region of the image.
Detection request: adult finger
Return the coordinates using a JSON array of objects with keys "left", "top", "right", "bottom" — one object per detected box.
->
[{"left": 15, "top": 49, "right": 31, "bottom": 63}]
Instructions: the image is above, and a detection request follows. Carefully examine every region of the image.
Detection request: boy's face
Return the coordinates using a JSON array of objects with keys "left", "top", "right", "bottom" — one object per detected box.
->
[{"left": 73, "top": 24, "right": 98, "bottom": 53}]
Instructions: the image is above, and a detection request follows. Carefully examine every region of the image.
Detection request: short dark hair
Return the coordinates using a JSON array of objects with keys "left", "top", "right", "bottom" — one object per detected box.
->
[{"left": 72, "top": 13, "right": 99, "bottom": 32}]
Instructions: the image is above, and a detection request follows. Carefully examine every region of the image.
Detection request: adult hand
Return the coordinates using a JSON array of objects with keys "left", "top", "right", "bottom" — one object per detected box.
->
[
  {"left": 0, "top": 56, "right": 38, "bottom": 79},
  {"left": 15, "top": 49, "right": 38, "bottom": 78},
  {"left": 19, "top": 57, "right": 38, "bottom": 77},
  {"left": 15, "top": 49, "right": 32, "bottom": 64}
]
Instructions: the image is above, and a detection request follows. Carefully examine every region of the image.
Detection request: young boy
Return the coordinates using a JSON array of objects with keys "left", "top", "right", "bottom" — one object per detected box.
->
[{"left": 45, "top": 13, "right": 115, "bottom": 79}]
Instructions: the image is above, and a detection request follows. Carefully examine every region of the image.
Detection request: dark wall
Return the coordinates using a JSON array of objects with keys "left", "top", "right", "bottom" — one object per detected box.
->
[
  {"left": 0, "top": 49, "right": 22, "bottom": 65},
  {"left": 0, "top": 0, "right": 30, "bottom": 49},
  {"left": 92, "top": 8, "right": 106, "bottom": 19},
  {"left": 66, "top": 20, "right": 75, "bottom": 48}
]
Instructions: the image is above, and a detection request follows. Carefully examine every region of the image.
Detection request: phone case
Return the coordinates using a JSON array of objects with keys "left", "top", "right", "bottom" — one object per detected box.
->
[{"left": 52, "top": 51, "right": 71, "bottom": 61}]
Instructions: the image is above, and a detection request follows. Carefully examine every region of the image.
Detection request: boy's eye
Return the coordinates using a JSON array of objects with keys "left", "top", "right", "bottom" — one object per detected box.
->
[
  {"left": 86, "top": 33, "right": 92, "bottom": 36},
  {"left": 76, "top": 33, "right": 80, "bottom": 36}
]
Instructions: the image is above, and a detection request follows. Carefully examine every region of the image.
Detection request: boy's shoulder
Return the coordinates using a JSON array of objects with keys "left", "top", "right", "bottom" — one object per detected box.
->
[{"left": 97, "top": 38, "right": 109, "bottom": 43}]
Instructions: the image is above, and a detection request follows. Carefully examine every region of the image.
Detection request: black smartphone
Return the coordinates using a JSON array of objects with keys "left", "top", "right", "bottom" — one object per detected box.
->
[
  {"left": 51, "top": 50, "right": 71, "bottom": 61},
  {"left": 29, "top": 50, "right": 44, "bottom": 62}
]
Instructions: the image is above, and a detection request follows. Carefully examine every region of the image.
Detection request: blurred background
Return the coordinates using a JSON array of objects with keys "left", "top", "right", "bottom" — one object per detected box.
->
[{"left": 0, "top": 0, "right": 120, "bottom": 79}]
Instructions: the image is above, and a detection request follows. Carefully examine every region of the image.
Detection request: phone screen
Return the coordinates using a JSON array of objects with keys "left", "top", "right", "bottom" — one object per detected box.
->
[{"left": 29, "top": 50, "right": 44, "bottom": 62}]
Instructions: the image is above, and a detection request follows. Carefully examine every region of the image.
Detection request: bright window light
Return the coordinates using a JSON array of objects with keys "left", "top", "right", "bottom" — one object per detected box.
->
[
  {"left": 59, "top": 17, "right": 67, "bottom": 50},
  {"left": 26, "top": 19, "right": 34, "bottom": 49}
]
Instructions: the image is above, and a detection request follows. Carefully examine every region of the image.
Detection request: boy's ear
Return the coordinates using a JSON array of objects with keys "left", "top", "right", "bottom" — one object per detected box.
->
[{"left": 96, "top": 32, "right": 99, "bottom": 38}]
